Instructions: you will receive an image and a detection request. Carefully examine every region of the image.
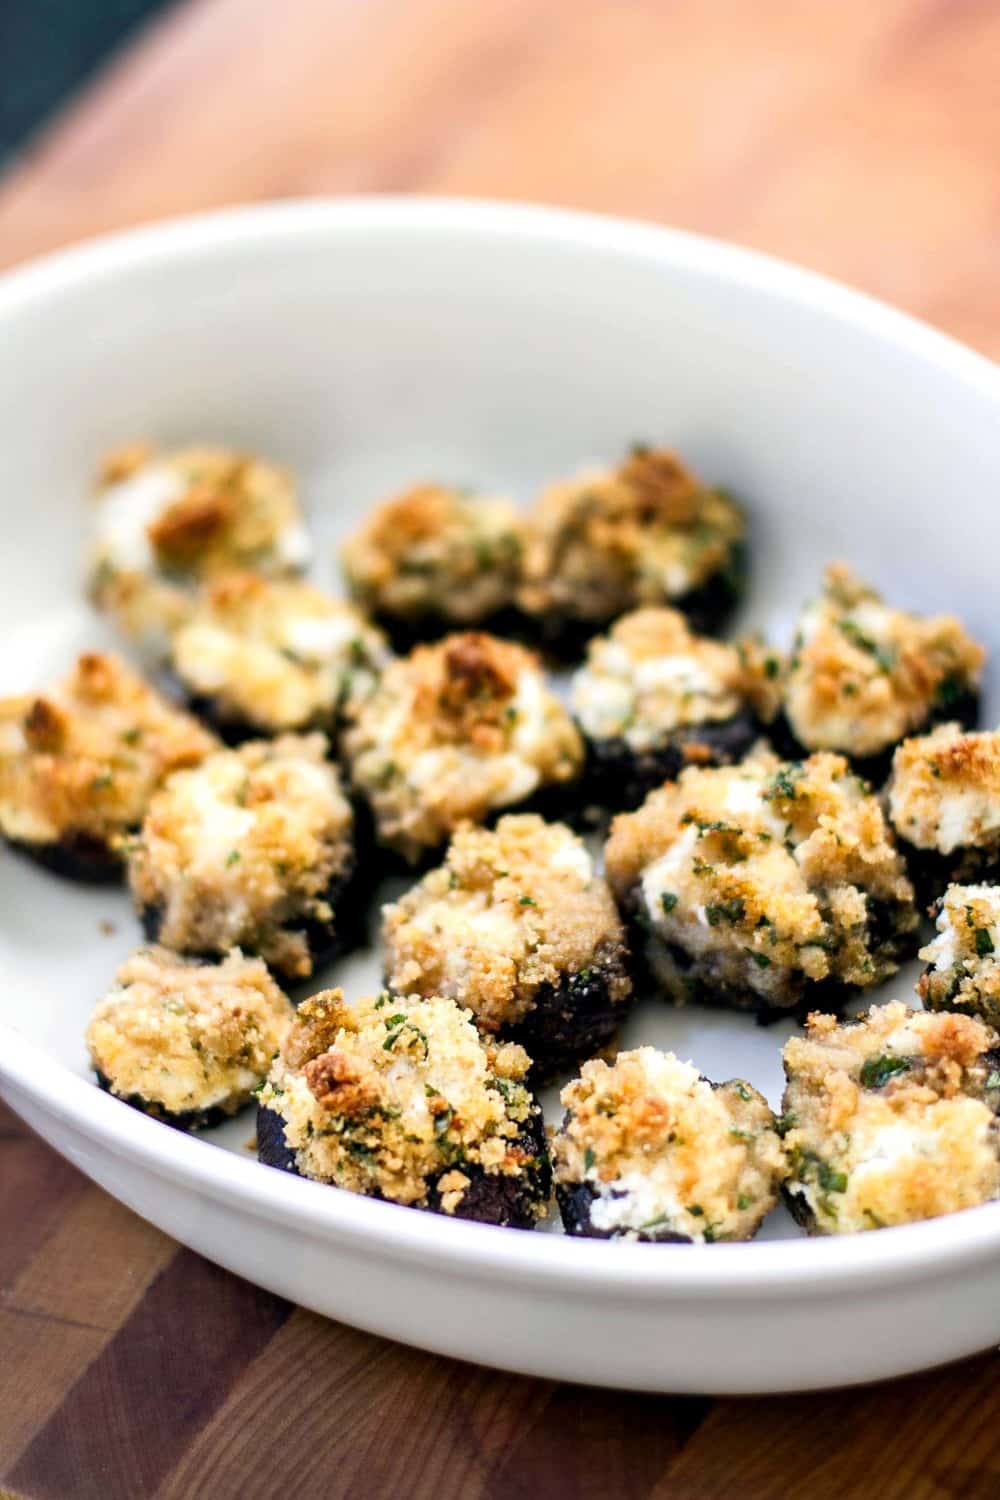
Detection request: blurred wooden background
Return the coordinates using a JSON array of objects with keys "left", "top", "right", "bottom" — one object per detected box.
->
[
  {"left": 2, "top": 2, "right": 1000, "bottom": 1497},
  {"left": 1, "top": 0, "right": 999, "bottom": 355}
]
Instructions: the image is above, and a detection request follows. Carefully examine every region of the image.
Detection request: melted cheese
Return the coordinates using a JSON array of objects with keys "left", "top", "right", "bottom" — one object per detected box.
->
[{"left": 553, "top": 1047, "right": 784, "bottom": 1242}]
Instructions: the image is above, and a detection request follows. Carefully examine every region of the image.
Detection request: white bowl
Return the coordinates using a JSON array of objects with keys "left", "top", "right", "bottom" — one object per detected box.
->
[{"left": 1, "top": 199, "right": 998, "bottom": 1395}]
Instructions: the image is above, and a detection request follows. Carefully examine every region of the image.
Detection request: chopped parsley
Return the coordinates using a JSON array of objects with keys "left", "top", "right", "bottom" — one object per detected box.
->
[
  {"left": 660, "top": 892, "right": 679, "bottom": 914},
  {"left": 382, "top": 1020, "right": 429, "bottom": 1058},
  {"left": 836, "top": 617, "right": 894, "bottom": 671},
  {"left": 817, "top": 1161, "right": 848, "bottom": 1194},
  {"left": 706, "top": 897, "right": 746, "bottom": 926},
  {"left": 764, "top": 766, "right": 802, "bottom": 802},
  {"left": 859, "top": 1054, "right": 911, "bottom": 1090},
  {"left": 974, "top": 926, "right": 995, "bottom": 957},
  {"left": 795, "top": 1149, "right": 847, "bottom": 1194}
]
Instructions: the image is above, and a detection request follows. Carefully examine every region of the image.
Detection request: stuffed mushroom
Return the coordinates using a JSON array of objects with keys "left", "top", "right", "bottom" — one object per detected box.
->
[
  {"left": 128, "top": 734, "right": 359, "bottom": 980},
  {"left": 918, "top": 883, "right": 1000, "bottom": 1026},
  {"left": 887, "top": 723, "right": 1000, "bottom": 900},
  {"left": 340, "top": 482, "right": 525, "bottom": 647},
  {"left": 343, "top": 631, "right": 583, "bottom": 864},
  {"left": 517, "top": 446, "right": 746, "bottom": 655},
  {"left": 552, "top": 1047, "right": 785, "bottom": 1242},
  {"left": 781, "top": 1002, "right": 1000, "bottom": 1234},
  {"left": 604, "top": 746, "right": 919, "bottom": 1017},
  {"left": 777, "top": 563, "right": 983, "bottom": 781},
  {"left": 87, "top": 442, "right": 311, "bottom": 654},
  {"left": 257, "top": 988, "right": 551, "bottom": 1227},
  {"left": 0, "top": 652, "right": 215, "bottom": 881},
  {"left": 168, "top": 571, "right": 388, "bottom": 743},
  {"left": 382, "top": 814, "right": 632, "bottom": 1075},
  {"left": 570, "top": 608, "right": 782, "bottom": 812},
  {"left": 87, "top": 945, "right": 293, "bottom": 1129}
]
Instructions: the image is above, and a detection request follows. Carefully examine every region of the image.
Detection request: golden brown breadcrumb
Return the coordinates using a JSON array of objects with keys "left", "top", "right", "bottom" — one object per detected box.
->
[
  {"left": 889, "top": 723, "right": 1000, "bottom": 855},
  {"left": 783, "top": 564, "right": 983, "bottom": 760},
  {"left": 604, "top": 746, "right": 917, "bottom": 1008},
  {"left": 919, "top": 884, "right": 1000, "bottom": 1024},
  {"left": 553, "top": 1047, "right": 784, "bottom": 1241},
  {"left": 518, "top": 447, "right": 744, "bottom": 624},
  {"left": 782, "top": 1001, "right": 1000, "bottom": 1233},
  {"left": 88, "top": 444, "right": 310, "bottom": 649},
  {"left": 0, "top": 652, "right": 216, "bottom": 851},
  {"left": 169, "top": 571, "right": 388, "bottom": 735},
  {"left": 127, "top": 734, "right": 354, "bottom": 978},
  {"left": 383, "top": 815, "right": 631, "bottom": 1031},
  {"left": 344, "top": 632, "right": 583, "bottom": 861},
  {"left": 259, "top": 989, "right": 544, "bottom": 1213},
  {"left": 87, "top": 946, "right": 293, "bottom": 1119},
  {"left": 570, "top": 607, "right": 781, "bottom": 749},
  {"left": 341, "top": 482, "right": 525, "bottom": 625}
]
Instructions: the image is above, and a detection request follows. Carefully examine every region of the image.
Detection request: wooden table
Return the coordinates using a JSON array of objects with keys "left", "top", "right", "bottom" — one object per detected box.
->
[{"left": 1, "top": 3, "right": 999, "bottom": 1495}]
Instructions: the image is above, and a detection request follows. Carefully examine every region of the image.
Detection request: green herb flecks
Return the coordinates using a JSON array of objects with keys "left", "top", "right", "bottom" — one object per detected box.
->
[
  {"left": 836, "top": 617, "right": 895, "bottom": 672},
  {"left": 859, "top": 1054, "right": 912, "bottom": 1090},
  {"left": 706, "top": 897, "right": 746, "bottom": 927},
  {"left": 764, "top": 766, "right": 803, "bottom": 803},
  {"left": 974, "top": 926, "right": 995, "bottom": 958}
]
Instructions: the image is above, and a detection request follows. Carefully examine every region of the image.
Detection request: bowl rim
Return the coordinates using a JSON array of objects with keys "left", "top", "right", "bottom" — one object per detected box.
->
[{"left": 2, "top": 194, "right": 999, "bottom": 1299}]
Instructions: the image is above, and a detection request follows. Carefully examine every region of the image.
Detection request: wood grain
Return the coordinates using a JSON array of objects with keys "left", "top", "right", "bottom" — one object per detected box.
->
[
  {"left": 1, "top": 0, "right": 999, "bottom": 354},
  {"left": 1, "top": 1, "right": 999, "bottom": 1495}
]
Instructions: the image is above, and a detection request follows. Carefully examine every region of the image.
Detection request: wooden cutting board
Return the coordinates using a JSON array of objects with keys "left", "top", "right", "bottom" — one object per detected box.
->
[{"left": 2, "top": 2, "right": 999, "bottom": 1496}]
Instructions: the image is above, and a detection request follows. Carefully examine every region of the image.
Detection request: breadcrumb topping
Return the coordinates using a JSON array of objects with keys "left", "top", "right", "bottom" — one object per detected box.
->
[
  {"left": 888, "top": 723, "right": 1000, "bottom": 855},
  {"left": 170, "top": 572, "right": 388, "bottom": 735},
  {"left": 344, "top": 632, "right": 583, "bottom": 861},
  {"left": 919, "top": 884, "right": 1000, "bottom": 1025},
  {"left": 783, "top": 564, "right": 983, "bottom": 759},
  {"left": 604, "top": 746, "right": 917, "bottom": 1008},
  {"left": 259, "top": 989, "right": 544, "bottom": 1212},
  {"left": 88, "top": 444, "right": 311, "bottom": 649},
  {"left": 383, "top": 815, "right": 631, "bottom": 1031},
  {"left": 518, "top": 447, "right": 744, "bottom": 625},
  {"left": 553, "top": 1048, "right": 784, "bottom": 1241},
  {"left": 782, "top": 1001, "right": 1000, "bottom": 1233},
  {"left": 570, "top": 608, "right": 781, "bottom": 750},
  {"left": 341, "top": 483, "right": 525, "bottom": 624},
  {"left": 0, "top": 652, "right": 216, "bottom": 850},
  {"left": 87, "top": 946, "right": 293, "bottom": 1119},
  {"left": 128, "top": 734, "right": 354, "bottom": 978}
]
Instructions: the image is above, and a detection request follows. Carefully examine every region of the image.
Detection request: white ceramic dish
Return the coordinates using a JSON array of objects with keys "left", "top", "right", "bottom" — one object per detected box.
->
[{"left": 1, "top": 199, "right": 998, "bottom": 1395}]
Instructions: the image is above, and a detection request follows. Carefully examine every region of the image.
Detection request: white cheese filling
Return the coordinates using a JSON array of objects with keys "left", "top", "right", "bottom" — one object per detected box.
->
[{"left": 95, "top": 465, "right": 187, "bottom": 572}]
